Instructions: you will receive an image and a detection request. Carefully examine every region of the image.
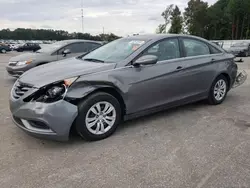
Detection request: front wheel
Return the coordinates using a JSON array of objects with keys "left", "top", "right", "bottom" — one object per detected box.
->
[
  {"left": 208, "top": 75, "right": 228, "bottom": 105},
  {"left": 75, "top": 92, "right": 122, "bottom": 141}
]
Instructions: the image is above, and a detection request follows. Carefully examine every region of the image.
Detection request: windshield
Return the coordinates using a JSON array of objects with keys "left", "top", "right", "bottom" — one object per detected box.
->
[
  {"left": 231, "top": 43, "right": 249, "bottom": 47},
  {"left": 82, "top": 38, "right": 146, "bottom": 63},
  {"left": 36, "top": 41, "right": 69, "bottom": 53}
]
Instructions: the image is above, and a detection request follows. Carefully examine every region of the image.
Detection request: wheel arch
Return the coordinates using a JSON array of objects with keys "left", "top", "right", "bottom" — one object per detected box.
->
[
  {"left": 212, "top": 72, "right": 231, "bottom": 91},
  {"left": 66, "top": 85, "right": 127, "bottom": 117},
  {"left": 68, "top": 85, "right": 127, "bottom": 138}
]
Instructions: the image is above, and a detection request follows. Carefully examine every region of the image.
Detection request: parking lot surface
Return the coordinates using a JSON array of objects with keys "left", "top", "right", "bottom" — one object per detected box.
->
[{"left": 0, "top": 52, "right": 250, "bottom": 188}]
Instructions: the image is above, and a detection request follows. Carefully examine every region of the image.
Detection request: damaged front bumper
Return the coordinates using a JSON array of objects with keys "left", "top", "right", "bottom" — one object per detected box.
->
[{"left": 232, "top": 70, "right": 248, "bottom": 88}]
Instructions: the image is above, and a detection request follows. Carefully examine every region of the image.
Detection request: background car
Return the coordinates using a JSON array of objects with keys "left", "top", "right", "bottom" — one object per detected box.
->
[
  {"left": 0, "top": 44, "right": 11, "bottom": 53},
  {"left": 6, "top": 39, "right": 103, "bottom": 77},
  {"left": 15, "top": 43, "right": 41, "bottom": 52},
  {"left": 227, "top": 42, "right": 250, "bottom": 57},
  {"left": 8, "top": 43, "right": 20, "bottom": 51},
  {"left": 9, "top": 34, "right": 240, "bottom": 141}
]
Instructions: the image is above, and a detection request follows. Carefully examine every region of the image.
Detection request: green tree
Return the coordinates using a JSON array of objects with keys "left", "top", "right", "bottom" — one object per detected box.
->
[
  {"left": 0, "top": 28, "right": 120, "bottom": 41},
  {"left": 156, "top": 4, "right": 174, "bottom": 33},
  {"left": 184, "top": 0, "right": 209, "bottom": 37},
  {"left": 157, "top": 0, "right": 250, "bottom": 40},
  {"left": 168, "top": 6, "right": 183, "bottom": 34}
]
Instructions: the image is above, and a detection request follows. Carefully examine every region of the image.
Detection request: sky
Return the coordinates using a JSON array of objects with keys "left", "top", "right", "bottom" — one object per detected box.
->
[{"left": 0, "top": 0, "right": 217, "bottom": 36}]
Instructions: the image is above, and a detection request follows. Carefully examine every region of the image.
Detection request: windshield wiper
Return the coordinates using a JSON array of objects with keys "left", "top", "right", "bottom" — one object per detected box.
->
[{"left": 83, "top": 58, "right": 104, "bottom": 63}]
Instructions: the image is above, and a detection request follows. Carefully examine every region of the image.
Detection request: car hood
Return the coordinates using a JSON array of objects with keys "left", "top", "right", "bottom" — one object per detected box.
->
[
  {"left": 19, "top": 58, "right": 116, "bottom": 88},
  {"left": 9, "top": 52, "right": 47, "bottom": 62}
]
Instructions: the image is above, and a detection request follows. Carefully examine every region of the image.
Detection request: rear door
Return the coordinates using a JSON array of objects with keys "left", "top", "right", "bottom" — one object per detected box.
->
[{"left": 178, "top": 37, "right": 224, "bottom": 98}]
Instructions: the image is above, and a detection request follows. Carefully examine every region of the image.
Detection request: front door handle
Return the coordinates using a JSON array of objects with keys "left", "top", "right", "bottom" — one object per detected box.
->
[
  {"left": 211, "top": 58, "right": 216, "bottom": 62},
  {"left": 176, "top": 66, "right": 183, "bottom": 70}
]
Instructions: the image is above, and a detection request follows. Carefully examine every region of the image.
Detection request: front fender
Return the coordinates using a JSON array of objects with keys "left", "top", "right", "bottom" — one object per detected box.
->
[
  {"left": 65, "top": 82, "right": 96, "bottom": 99},
  {"left": 65, "top": 80, "right": 121, "bottom": 100}
]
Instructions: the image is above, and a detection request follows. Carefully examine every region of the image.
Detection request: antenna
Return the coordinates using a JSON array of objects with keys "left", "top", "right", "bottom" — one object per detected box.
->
[{"left": 81, "top": 0, "right": 84, "bottom": 33}]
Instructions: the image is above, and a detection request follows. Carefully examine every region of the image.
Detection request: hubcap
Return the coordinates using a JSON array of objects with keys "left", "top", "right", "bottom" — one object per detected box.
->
[
  {"left": 214, "top": 79, "right": 227, "bottom": 101},
  {"left": 85, "top": 101, "right": 116, "bottom": 135}
]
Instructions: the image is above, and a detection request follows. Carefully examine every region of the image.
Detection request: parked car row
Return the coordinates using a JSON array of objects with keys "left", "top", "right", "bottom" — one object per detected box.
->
[
  {"left": 7, "top": 35, "right": 247, "bottom": 142},
  {"left": 0, "top": 42, "right": 41, "bottom": 53}
]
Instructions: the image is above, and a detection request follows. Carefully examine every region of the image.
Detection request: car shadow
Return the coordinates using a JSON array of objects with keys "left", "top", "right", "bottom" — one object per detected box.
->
[
  {"left": 28, "top": 100, "right": 207, "bottom": 148},
  {"left": 67, "top": 100, "right": 208, "bottom": 145},
  {"left": 116, "top": 100, "right": 207, "bottom": 133}
]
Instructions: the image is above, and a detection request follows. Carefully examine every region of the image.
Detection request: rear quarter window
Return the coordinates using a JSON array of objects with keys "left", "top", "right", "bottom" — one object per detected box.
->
[{"left": 209, "top": 45, "right": 222, "bottom": 54}]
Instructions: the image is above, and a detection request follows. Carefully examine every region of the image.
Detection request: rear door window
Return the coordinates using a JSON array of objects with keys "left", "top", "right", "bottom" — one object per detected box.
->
[{"left": 182, "top": 38, "right": 210, "bottom": 57}]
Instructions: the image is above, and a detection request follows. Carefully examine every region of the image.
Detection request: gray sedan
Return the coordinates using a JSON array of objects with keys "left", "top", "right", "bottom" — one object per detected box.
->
[
  {"left": 9, "top": 34, "right": 243, "bottom": 141},
  {"left": 6, "top": 39, "right": 103, "bottom": 77}
]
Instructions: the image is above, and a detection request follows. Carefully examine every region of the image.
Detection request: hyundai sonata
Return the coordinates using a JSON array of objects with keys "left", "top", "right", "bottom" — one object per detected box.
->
[{"left": 9, "top": 34, "right": 243, "bottom": 141}]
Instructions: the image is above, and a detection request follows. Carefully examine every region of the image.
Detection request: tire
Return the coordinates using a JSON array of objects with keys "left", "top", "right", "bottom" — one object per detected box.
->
[
  {"left": 208, "top": 75, "right": 228, "bottom": 105},
  {"left": 75, "top": 92, "right": 122, "bottom": 141},
  {"left": 1, "top": 49, "right": 6, "bottom": 53}
]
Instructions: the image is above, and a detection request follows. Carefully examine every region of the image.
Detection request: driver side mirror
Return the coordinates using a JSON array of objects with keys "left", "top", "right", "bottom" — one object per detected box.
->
[
  {"left": 62, "top": 49, "right": 71, "bottom": 56},
  {"left": 133, "top": 55, "right": 158, "bottom": 67}
]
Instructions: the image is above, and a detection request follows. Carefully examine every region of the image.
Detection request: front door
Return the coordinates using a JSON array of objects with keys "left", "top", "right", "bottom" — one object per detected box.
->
[{"left": 118, "top": 37, "right": 189, "bottom": 114}]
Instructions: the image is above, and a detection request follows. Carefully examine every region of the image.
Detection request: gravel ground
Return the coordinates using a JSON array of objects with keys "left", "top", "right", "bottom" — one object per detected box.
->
[{"left": 0, "top": 51, "right": 250, "bottom": 188}]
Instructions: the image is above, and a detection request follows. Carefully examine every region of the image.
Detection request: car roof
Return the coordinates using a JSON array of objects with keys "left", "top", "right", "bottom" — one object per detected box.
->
[
  {"left": 59, "top": 39, "right": 104, "bottom": 45},
  {"left": 125, "top": 34, "right": 208, "bottom": 42}
]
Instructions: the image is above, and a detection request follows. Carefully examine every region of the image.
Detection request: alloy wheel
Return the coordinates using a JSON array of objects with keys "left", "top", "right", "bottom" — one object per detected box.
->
[
  {"left": 213, "top": 79, "right": 227, "bottom": 101},
  {"left": 85, "top": 101, "right": 116, "bottom": 135}
]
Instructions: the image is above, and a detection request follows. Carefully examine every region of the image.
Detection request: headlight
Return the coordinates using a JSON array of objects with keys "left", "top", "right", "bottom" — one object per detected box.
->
[
  {"left": 24, "top": 77, "right": 78, "bottom": 103},
  {"left": 16, "top": 60, "right": 32, "bottom": 66}
]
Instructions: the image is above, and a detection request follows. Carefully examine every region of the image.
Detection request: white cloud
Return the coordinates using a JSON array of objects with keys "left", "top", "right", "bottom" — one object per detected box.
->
[{"left": 0, "top": 0, "right": 216, "bottom": 36}]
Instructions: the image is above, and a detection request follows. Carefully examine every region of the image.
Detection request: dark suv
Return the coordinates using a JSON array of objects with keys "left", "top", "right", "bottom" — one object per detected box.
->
[{"left": 16, "top": 43, "right": 41, "bottom": 52}]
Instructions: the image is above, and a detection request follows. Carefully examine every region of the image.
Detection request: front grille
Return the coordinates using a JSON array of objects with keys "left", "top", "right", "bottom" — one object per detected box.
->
[{"left": 12, "top": 81, "right": 33, "bottom": 99}]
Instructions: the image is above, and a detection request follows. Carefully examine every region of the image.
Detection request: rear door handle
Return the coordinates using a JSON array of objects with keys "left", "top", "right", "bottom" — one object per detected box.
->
[
  {"left": 176, "top": 66, "right": 183, "bottom": 70},
  {"left": 211, "top": 58, "right": 216, "bottom": 62}
]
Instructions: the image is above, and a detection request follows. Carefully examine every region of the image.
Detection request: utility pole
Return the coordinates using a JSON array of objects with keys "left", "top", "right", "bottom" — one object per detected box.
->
[
  {"left": 81, "top": 0, "right": 84, "bottom": 33},
  {"left": 103, "top": 27, "right": 104, "bottom": 34}
]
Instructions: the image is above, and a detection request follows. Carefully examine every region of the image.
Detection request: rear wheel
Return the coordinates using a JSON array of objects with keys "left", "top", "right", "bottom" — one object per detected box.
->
[
  {"left": 75, "top": 92, "right": 122, "bottom": 141},
  {"left": 208, "top": 75, "right": 228, "bottom": 105}
]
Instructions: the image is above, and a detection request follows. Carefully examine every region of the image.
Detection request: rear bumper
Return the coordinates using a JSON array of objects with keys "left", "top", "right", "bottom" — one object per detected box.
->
[{"left": 232, "top": 70, "right": 248, "bottom": 88}]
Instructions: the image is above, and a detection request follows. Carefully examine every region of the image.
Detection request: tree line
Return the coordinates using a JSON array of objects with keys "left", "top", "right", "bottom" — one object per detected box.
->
[
  {"left": 0, "top": 28, "right": 120, "bottom": 42},
  {"left": 157, "top": 0, "right": 250, "bottom": 40}
]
